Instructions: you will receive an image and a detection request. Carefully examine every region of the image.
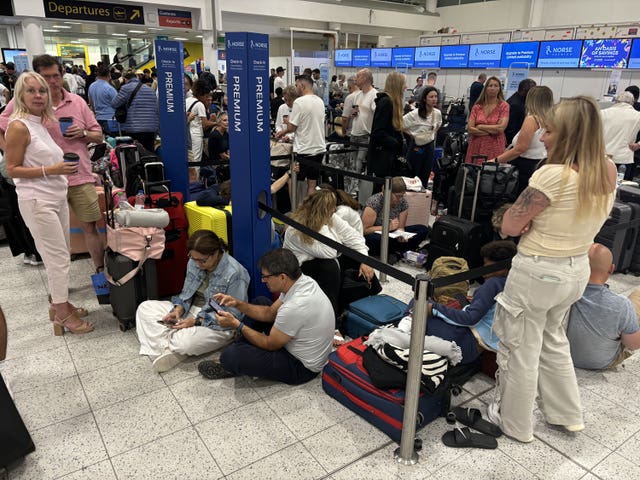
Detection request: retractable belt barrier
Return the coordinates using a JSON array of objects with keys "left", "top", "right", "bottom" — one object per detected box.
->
[{"left": 294, "top": 155, "right": 386, "bottom": 185}]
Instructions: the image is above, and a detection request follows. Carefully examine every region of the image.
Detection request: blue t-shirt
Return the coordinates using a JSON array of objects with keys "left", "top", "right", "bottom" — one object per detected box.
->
[
  {"left": 567, "top": 283, "right": 639, "bottom": 370},
  {"left": 87, "top": 79, "right": 117, "bottom": 121}
]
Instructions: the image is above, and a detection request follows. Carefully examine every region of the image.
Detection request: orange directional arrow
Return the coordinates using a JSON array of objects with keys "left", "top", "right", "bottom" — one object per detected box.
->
[{"left": 130, "top": 9, "right": 141, "bottom": 20}]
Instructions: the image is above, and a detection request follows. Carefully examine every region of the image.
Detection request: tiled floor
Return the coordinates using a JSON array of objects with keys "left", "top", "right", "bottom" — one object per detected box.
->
[{"left": 2, "top": 243, "right": 640, "bottom": 479}]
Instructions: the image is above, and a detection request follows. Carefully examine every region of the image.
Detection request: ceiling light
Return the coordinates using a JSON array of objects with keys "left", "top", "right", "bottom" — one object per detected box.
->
[
  {"left": 64, "top": 21, "right": 83, "bottom": 25},
  {"left": 148, "top": 27, "right": 162, "bottom": 31},
  {"left": 43, "top": 29, "right": 59, "bottom": 32},
  {"left": 129, "top": 30, "right": 145, "bottom": 34},
  {"left": 52, "top": 25, "right": 72, "bottom": 29},
  {"left": 69, "top": 40, "right": 81, "bottom": 44},
  {"left": 195, "top": 35, "right": 203, "bottom": 38},
  {"left": 112, "top": 33, "right": 127, "bottom": 37},
  {"left": 173, "top": 37, "right": 188, "bottom": 41}
]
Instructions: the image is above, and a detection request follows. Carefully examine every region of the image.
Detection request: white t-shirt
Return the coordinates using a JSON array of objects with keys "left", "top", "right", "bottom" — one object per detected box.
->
[
  {"left": 289, "top": 94, "right": 326, "bottom": 155},
  {"left": 336, "top": 205, "right": 363, "bottom": 235},
  {"left": 186, "top": 97, "right": 206, "bottom": 140},
  {"left": 275, "top": 102, "right": 293, "bottom": 133},
  {"left": 403, "top": 108, "right": 442, "bottom": 140},
  {"left": 274, "top": 76, "right": 286, "bottom": 93},
  {"left": 349, "top": 88, "right": 377, "bottom": 137},
  {"left": 341, "top": 89, "right": 360, "bottom": 136},
  {"left": 0, "top": 83, "right": 7, "bottom": 107},
  {"left": 601, "top": 103, "right": 640, "bottom": 164},
  {"left": 276, "top": 274, "right": 335, "bottom": 372}
]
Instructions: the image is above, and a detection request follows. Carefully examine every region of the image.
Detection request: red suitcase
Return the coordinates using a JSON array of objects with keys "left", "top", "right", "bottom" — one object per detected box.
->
[{"left": 129, "top": 190, "right": 189, "bottom": 297}]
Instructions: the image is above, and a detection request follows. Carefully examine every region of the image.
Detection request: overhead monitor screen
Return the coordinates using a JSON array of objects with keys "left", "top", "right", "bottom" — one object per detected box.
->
[
  {"left": 500, "top": 41, "right": 540, "bottom": 68},
  {"left": 371, "top": 48, "right": 392, "bottom": 67},
  {"left": 391, "top": 47, "right": 415, "bottom": 68},
  {"left": 414, "top": 46, "right": 440, "bottom": 68},
  {"left": 440, "top": 44, "right": 469, "bottom": 68},
  {"left": 629, "top": 39, "right": 640, "bottom": 69},
  {"left": 334, "top": 49, "right": 352, "bottom": 67},
  {"left": 537, "top": 40, "right": 583, "bottom": 68},
  {"left": 580, "top": 39, "right": 631, "bottom": 68},
  {"left": 352, "top": 49, "right": 371, "bottom": 67},
  {"left": 468, "top": 43, "right": 503, "bottom": 68}
]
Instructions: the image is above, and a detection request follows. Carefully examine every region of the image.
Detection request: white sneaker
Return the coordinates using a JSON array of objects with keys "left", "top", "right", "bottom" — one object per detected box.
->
[
  {"left": 29, "top": 255, "right": 43, "bottom": 266},
  {"left": 22, "top": 254, "right": 31, "bottom": 265},
  {"left": 486, "top": 401, "right": 534, "bottom": 443},
  {"left": 152, "top": 351, "right": 186, "bottom": 373},
  {"left": 564, "top": 423, "right": 585, "bottom": 433}
]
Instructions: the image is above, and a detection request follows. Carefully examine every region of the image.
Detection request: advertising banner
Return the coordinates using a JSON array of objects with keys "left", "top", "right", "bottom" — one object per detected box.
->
[
  {"left": 580, "top": 39, "right": 631, "bottom": 69},
  {"left": 225, "top": 32, "right": 272, "bottom": 296},
  {"left": 154, "top": 40, "right": 189, "bottom": 199}
]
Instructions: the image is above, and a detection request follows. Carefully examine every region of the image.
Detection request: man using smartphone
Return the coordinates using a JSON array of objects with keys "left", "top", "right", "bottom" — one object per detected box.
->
[{"left": 197, "top": 249, "right": 334, "bottom": 384}]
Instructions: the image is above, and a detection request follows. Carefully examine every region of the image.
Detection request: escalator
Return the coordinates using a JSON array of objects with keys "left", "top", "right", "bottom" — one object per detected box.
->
[{"left": 108, "top": 39, "right": 193, "bottom": 72}]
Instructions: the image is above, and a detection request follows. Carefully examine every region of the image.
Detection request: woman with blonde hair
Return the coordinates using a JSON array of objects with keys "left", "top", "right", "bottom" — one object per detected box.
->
[
  {"left": 283, "top": 189, "right": 373, "bottom": 344},
  {"left": 492, "top": 86, "right": 554, "bottom": 194},
  {"left": 367, "top": 71, "right": 406, "bottom": 192},
  {"left": 488, "top": 96, "right": 616, "bottom": 443},
  {"left": 466, "top": 76, "right": 509, "bottom": 163},
  {"left": 4, "top": 72, "right": 92, "bottom": 335}
]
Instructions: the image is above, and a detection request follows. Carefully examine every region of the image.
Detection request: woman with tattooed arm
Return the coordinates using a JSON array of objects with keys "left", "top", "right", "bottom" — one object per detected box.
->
[{"left": 486, "top": 96, "right": 617, "bottom": 443}]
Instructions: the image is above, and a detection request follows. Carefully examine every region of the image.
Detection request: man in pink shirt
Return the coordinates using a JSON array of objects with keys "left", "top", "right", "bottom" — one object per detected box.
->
[{"left": 0, "top": 55, "right": 105, "bottom": 272}]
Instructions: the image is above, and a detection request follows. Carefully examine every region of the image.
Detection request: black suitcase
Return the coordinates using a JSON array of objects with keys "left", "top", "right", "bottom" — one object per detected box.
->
[
  {"left": 106, "top": 247, "right": 159, "bottom": 331},
  {"left": 615, "top": 186, "right": 640, "bottom": 273},
  {"left": 427, "top": 163, "right": 487, "bottom": 270},
  {"left": 0, "top": 373, "right": 35, "bottom": 469}
]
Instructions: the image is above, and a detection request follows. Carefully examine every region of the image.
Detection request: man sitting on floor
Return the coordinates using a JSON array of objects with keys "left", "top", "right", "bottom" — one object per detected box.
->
[
  {"left": 566, "top": 243, "right": 640, "bottom": 370},
  {"left": 198, "top": 248, "right": 335, "bottom": 384}
]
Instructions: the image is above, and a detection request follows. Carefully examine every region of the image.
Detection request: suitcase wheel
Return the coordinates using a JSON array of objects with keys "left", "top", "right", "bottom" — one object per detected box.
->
[
  {"left": 119, "top": 323, "right": 129, "bottom": 332},
  {"left": 451, "top": 385, "right": 462, "bottom": 396}
]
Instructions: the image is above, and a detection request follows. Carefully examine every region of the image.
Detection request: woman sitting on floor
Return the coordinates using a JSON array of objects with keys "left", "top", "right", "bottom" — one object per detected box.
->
[{"left": 135, "top": 230, "right": 250, "bottom": 373}]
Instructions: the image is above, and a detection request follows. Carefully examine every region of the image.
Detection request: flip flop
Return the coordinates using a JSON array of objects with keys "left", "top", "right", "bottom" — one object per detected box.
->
[
  {"left": 442, "top": 427, "right": 498, "bottom": 449},
  {"left": 452, "top": 407, "right": 503, "bottom": 437}
]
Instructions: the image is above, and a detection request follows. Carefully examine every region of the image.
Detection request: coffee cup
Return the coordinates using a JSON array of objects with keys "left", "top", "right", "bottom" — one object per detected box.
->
[
  {"left": 63, "top": 153, "right": 79, "bottom": 163},
  {"left": 59, "top": 117, "right": 73, "bottom": 135}
]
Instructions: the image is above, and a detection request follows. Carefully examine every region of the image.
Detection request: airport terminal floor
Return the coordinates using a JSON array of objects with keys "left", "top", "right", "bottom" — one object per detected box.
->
[{"left": 2, "top": 241, "right": 640, "bottom": 479}]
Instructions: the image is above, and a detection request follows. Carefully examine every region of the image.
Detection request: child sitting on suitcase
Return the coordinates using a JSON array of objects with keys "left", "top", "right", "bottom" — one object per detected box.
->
[
  {"left": 419, "top": 240, "right": 517, "bottom": 363},
  {"left": 135, "top": 230, "right": 250, "bottom": 373}
]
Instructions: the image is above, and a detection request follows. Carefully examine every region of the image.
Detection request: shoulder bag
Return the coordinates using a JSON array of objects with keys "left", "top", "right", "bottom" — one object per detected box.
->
[{"left": 114, "top": 81, "right": 143, "bottom": 124}]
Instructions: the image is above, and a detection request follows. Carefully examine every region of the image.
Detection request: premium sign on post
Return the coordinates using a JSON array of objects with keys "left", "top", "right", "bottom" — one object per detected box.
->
[
  {"left": 225, "top": 32, "right": 272, "bottom": 297},
  {"left": 154, "top": 40, "right": 189, "bottom": 199}
]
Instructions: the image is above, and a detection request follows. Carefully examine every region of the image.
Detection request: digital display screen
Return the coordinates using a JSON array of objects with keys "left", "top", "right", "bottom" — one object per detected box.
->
[
  {"left": 371, "top": 48, "right": 392, "bottom": 67},
  {"left": 468, "top": 43, "right": 503, "bottom": 68},
  {"left": 1, "top": 48, "right": 27, "bottom": 71},
  {"left": 334, "top": 49, "right": 352, "bottom": 67},
  {"left": 500, "top": 41, "right": 540, "bottom": 68},
  {"left": 391, "top": 47, "right": 415, "bottom": 68},
  {"left": 580, "top": 39, "right": 631, "bottom": 68},
  {"left": 414, "top": 46, "right": 440, "bottom": 68},
  {"left": 440, "top": 44, "right": 469, "bottom": 68},
  {"left": 629, "top": 39, "right": 640, "bottom": 69},
  {"left": 352, "top": 49, "right": 371, "bottom": 67},
  {"left": 537, "top": 40, "right": 583, "bottom": 68}
]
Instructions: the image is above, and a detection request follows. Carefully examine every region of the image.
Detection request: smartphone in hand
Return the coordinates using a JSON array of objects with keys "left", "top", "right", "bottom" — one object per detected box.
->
[
  {"left": 209, "top": 298, "right": 226, "bottom": 314},
  {"left": 157, "top": 319, "right": 176, "bottom": 327}
]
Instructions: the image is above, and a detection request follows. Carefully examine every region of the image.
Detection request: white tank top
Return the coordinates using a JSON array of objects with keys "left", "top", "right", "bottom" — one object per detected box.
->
[
  {"left": 10, "top": 114, "right": 67, "bottom": 201},
  {"left": 512, "top": 125, "right": 547, "bottom": 160}
]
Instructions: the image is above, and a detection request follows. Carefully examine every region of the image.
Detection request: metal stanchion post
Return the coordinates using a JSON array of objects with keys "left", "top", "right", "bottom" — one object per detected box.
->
[
  {"left": 379, "top": 176, "right": 392, "bottom": 282},
  {"left": 394, "top": 273, "right": 430, "bottom": 465},
  {"left": 290, "top": 153, "right": 298, "bottom": 211}
]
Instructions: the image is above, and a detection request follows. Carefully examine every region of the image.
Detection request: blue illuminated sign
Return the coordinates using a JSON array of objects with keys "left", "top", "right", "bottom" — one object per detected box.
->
[
  {"left": 391, "top": 47, "right": 415, "bottom": 68},
  {"left": 501, "top": 41, "right": 539, "bottom": 68},
  {"left": 468, "top": 43, "right": 502, "bottom": 68},
  {"left": 440, "top": 44, "right": 469, "bottom": 68},
  {"left": 352, "top": 49, "right": 371, "bottom": 67},
  {"left": 371, "top": 48, "right": 392, "bottom": 67},
  {"left": 537, "top": 40, "right": 583, "bottom": 68},
  {"left": 629, "top": 39, "right": 640, "bottom": 69},
  {"left": 335, "top": 49, "right": 352, "bottom": 67},
  {"left": 580, "top": 39, "right": 631, "bottom": 68},
  {"left": 414, "top": 46, "right": 440, "bottom": 68}
]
